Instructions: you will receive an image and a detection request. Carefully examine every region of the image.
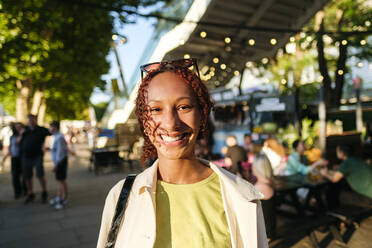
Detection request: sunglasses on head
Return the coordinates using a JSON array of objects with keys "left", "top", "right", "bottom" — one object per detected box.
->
[{"left": 140, "top": 58, "right": 200, "bottom": 80}]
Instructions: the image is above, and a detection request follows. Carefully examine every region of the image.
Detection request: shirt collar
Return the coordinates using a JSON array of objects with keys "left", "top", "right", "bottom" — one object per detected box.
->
[{"left": 135, "top": 158, "right": 263, "bottom": 201}]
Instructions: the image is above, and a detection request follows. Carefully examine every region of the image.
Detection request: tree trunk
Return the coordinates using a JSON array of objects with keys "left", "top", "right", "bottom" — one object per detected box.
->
[
  {"left": 37, "top": 98, "right": 46, "bottom": 126},
  {"left": 31, "top": 88, "right": 44, "bottom": 116},
  {"left": 316, "top": 21, "right": 332, "bottom": 107},
  {"left": 16, "top": 79, "right": 32, "bottom": 123},
  {"left": 332, "top": 10, "right": 347, "bottom": 107},
  {"left": 333, "top": 42, "right": 348, "bottom": 107}
]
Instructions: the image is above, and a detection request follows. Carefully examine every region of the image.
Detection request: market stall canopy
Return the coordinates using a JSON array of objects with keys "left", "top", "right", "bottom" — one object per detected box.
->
[{"left": 163, "top": 0, "right": 329, "bottom": 89}]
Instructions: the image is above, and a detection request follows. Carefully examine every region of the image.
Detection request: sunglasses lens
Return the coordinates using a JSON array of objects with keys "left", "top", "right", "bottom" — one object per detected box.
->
[
  {"left": 172, "top": 59, "right": 192, "bottom": 67},
  {"left": 140, "top": 58, "right": 199, "bottom": 79},
  {"left": 143, "top": 63, "right": 162, "bottom": 72}
]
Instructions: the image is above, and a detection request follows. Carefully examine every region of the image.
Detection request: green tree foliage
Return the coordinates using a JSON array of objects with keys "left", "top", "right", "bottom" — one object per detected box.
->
[
  {"left": 0, "top": 0, "right": 168, "bottom": 122},
  {"left": 314, "top": 0, "right": 372, "bottom": 107},
  {"left": 252, "top": 0, "right": 372, "bottom": 108}
]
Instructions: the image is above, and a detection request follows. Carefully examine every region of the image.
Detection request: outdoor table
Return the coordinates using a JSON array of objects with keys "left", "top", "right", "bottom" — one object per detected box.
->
[
  {"left": 91, "top": 147, "right": 124, "bottom": 175},
  {"left": 273, "top": 173, "right": 330, "bottom": 217}
]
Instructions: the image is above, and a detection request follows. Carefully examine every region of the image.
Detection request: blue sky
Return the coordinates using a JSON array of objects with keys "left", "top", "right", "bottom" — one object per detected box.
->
[{"left": 90, "top": 17, "right": 156, "bottom": 104}]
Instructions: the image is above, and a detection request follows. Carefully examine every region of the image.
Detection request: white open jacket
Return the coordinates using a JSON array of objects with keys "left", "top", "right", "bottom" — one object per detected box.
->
[{"left": 97, "top": 159, "right": 269, "bottom": 248}]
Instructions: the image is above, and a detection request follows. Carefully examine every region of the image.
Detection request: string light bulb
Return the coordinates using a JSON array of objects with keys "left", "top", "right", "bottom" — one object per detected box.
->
[
  {"left": 270, "top": 38, "right": 277, "bottom": 45},
  {"left": 184, "top": 54, "right": 190, "bottom": 59},
  {"left": 289, "top": 37, "right": 295, "bottom": 42},
  {"left": 261, "top": 57, "right": 269, "bottom": 64},
  {"left": 200, "top": 31, "right": 207, "bottom": 38},
  {"left": 341, "top": 40, "right": 348, "bottom": 46},
  {"left": 337, "top": 69, "right": 344, "bottom": 75},
  {"left": 220, "top": 64, "right": 226, "bottom": 70},
  {"left": 213, "top": 57, "right": 219, "bottom": 64},
  {"left": 234, "top": 70, "right": 240, "bottom": 76},
  {"left": 248, "top": 39, "right": 255, "bottom": 46},
  {"left": 224, "top": 37, "right": 231, "bottom": 44},
  {"left": 245, "top": 61, "right": 253, "bottom": 67},
  {"left": 112, "top": 34, "right": 118, "bottom": 40},
  {"left": 360, "top": 40, "right": 366, "bottom": 45}
]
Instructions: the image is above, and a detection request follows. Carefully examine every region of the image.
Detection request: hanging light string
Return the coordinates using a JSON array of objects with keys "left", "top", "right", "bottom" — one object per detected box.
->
[{"left": 57, "top": 0, "right": 372, "bottom": 36}]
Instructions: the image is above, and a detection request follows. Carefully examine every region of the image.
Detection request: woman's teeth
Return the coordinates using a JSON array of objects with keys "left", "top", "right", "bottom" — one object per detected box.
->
[{"left": 161, "top": 134, "right": 185, "bottom": 142}]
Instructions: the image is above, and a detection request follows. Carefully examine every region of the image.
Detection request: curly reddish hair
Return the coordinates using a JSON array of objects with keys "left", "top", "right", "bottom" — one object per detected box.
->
[{"left": 135, "top": 66, "right": 214, "bottom": 165}]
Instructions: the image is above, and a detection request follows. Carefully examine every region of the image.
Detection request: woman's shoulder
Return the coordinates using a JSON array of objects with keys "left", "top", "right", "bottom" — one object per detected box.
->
[
  {"left": 207, "top": 160, "right": 264, "bottom": 201},
  {"left": 105, "top": 179, "right": 126, "bottom": 202},
  {"left": 106, "top": 167, "right": 152, "bottom": 200}
]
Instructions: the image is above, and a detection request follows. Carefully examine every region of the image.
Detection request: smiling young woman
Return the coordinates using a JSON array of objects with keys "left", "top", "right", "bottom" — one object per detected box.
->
[{"left": 97, "top": 58, "right": 269, "bottom": 248}]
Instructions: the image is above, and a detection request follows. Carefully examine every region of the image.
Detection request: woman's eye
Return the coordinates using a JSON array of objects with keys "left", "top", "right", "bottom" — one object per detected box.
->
[
  {"left": 178, "top": 105, "right": 193, "bottom": 111},
  {"left": 150, "top": 108, "right": 161, "bottom": 112}
]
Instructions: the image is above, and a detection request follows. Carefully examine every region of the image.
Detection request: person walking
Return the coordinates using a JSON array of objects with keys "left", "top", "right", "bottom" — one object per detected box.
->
[
  {"left": 20, "top": 114, "right": 50, "bottom": 204},
  {"left": 49, "top": 121, "right": 69, "bottom": 210},
  {"left": 97, "top": 58, "right": 268, "bottom": 247}
]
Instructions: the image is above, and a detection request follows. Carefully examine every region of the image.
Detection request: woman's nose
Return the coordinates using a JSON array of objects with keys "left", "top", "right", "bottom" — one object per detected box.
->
[{"left": 161, "top": 108, "right": 182, "bottom": 130}]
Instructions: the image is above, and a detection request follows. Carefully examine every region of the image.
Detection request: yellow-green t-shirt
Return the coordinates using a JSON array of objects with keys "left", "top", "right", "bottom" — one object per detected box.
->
[{"left": 154, "top": 172, "right": 231, "bottom": 248}]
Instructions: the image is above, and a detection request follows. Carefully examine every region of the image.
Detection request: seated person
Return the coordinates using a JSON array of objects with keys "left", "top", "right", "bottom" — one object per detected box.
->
[
  {"left": 243, "top": 133, "right": 254, "bottom": 154},
  {"left": 285, "top": 139, "right": 325, "bottom": 175},
  {"left": 262, "top": 137, "right": 287, "bottom": 175},
  {"left": 321, "top": 145, "right": 372, "bottom": 201},
  {"left": 252, "top": 154, "right": 276, "bottom": 240},
  {"left": 224, "top": 135, "right": 247, "bottom": 176}
]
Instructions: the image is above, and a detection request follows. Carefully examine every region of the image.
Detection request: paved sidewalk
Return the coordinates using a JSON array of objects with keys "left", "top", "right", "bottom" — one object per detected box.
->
[{"left": 0, "top": 144, "right": 141, "bottom": 248}]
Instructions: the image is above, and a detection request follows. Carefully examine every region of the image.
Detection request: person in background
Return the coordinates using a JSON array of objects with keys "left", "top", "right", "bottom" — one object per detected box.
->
[
  {"left": 243, "top": 133, "right": 255, "bottom": 171},
  {"left": 244, "top": 133, "right": 254, "bottom": 154},
  {"left": 321, "top": 145, "right": 372, "bottom": 205},
  {"left": 285, "top": 139, "right": 326, "bottom": 175},
  {"left": 20, "top": 114, "right": 50, "bottom": 204},
  {"left": 224, "top": 135, "right": 247, "bottom": 176},
  {"left": 49, "top": 121, "right": 69, "bottom": 210},
  {"left": 262, "top": 137, "right": 287, "bottom": 175},
  {"left": 366, "top": 121, "right": 372, "bottom": 144},
  {"left": 252, "top": 154, "right": 276, "bottom": 240},
  {"left": 0, "top": 123, "right": 13, "bottom": 172},
  {"left": 364, "top": 122, "right": 372, "bottom": 162},
  {"left": 4, "top": 122, "right": 27, "bottom": 198}
]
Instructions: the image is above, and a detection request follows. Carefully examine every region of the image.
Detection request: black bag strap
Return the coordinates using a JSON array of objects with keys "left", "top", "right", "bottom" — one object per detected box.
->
[{"left": 105, "top": 174, "right": 137, "bottom": 248}]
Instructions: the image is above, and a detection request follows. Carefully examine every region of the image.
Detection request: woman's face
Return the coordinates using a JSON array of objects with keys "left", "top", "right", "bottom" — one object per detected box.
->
[
  {"left": 145, "top": 71, "right": 201, "bottom": 160},
  {"left": 296, "top": 141, "right": 305, "bottom": 154}
]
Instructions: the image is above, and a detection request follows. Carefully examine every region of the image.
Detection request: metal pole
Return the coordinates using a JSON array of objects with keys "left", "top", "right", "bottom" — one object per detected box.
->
[
  {"left": 319, "top": 86, "right": 326, "bottom": 152},
  {"left": 111, "top": 41, "right": 128, "bottom": 98},
  {"left": 319, "top": 101, "right": 326, "bottom": 152},
  {"left": 356, "top": 89, "right": 363, "bottom": 132}
]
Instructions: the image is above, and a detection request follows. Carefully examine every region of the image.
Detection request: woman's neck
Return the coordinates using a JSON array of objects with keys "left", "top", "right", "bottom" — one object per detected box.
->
[{"left": 157, "top": 156, "right": 212, "bottom": 184}]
